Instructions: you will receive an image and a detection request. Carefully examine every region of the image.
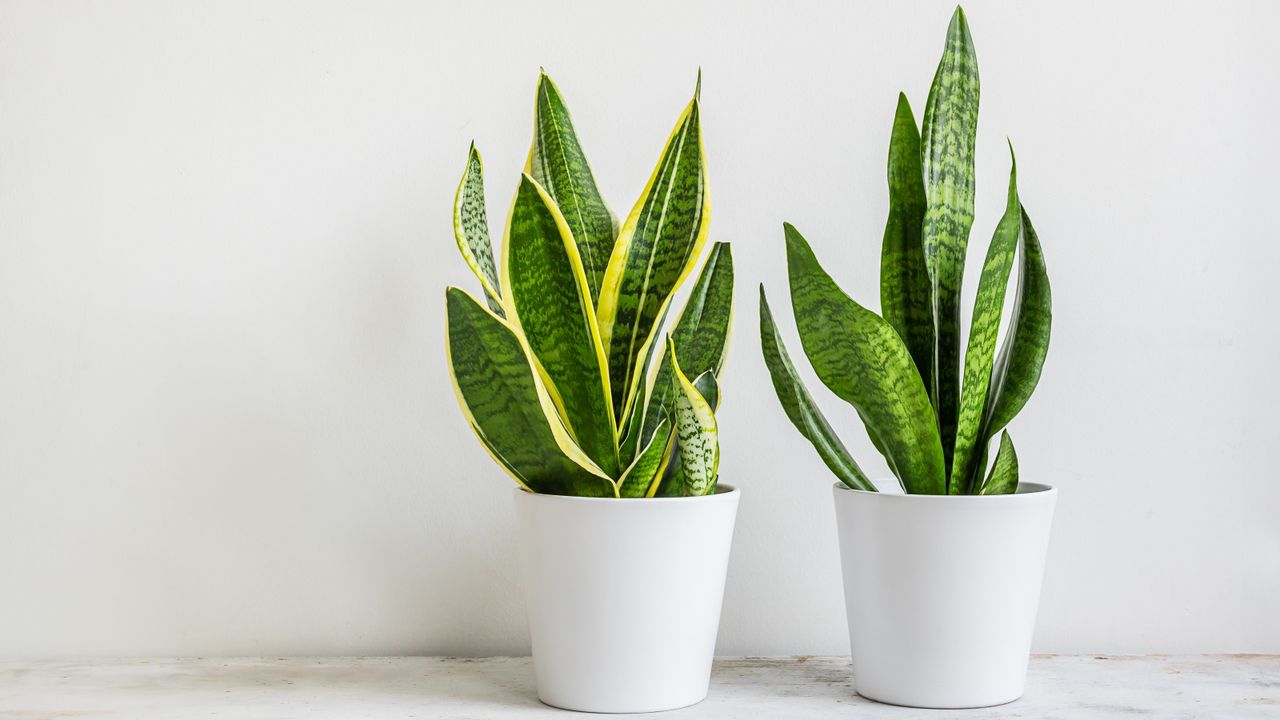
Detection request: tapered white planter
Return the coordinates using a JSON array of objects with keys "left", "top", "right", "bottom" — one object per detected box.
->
[
  {"left": 513, "top": 485, "right": 740, "bottom": 713},
  {"left": 833, "top": 481, "right": 1057, "bottom": 709}
]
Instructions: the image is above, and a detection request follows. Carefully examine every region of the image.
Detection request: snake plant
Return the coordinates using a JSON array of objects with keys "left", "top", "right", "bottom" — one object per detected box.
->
[
  {"left": 759, "top": 6, "right": 1051, "bottom": 496},
  {"left": 446, "top": 71, "right": 732, "bottom": 498}
]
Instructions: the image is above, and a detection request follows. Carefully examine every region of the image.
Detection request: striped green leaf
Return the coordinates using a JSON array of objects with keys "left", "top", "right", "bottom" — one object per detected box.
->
[
  {"left": 618, "top": 417, "right": 674, "bottom": 498},
  {"left": 921, "top": 6, "right": 980, "bottom": 490},
  {"left": 980, "top": 430, "right": 1019, "bottom": 495},
  {"left": 597, "top": 80, "right": 710, "bottom": 420},
  {"left": 785, "top": 223, "right": 946, "bottom": 494},
  {"left": 691, "top": 369, "right": 720, "bottom": 412},
  {"left": 669, "top": 337, "right": 719, "bottom": 496},
  {"left": 446, "top": 287, "right": 614, "bottom": 496},
  {"left": 453, "top": 144, "right": 504, "bottom": 316},
  {"left": 527, "top": 70, "right": 617, "bottom": 301},
  {"left": 760, "top": 286, "right": 875, "bottom": 492},
  {"left": 502, "top": 175, "right": 618, "bottom": 477},
  {"left": 984, "top": 205, "right": 1052, "bottom": 436},
  {"left": 880, "top": 93, "right": 931, "bottom": 386},
  {"left": 616, "top": 303, "right": 672, "bottom": 464},
  {"left": 637, "top": 242, "right": 734, "bottom": 451},
  {"left": 952, "top": 149, "right": 1021, "bottom": 494}
]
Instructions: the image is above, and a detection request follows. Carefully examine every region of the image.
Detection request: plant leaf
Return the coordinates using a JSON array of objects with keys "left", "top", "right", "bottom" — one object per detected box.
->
[
  {"left": 760, "top": 286, "right": 875, "bottom": 492},
  {"left": 952, "top": 149, "right": 1020, "bottom": 493},
  {"left": 638, "top": 242, "right": 733, "bottom": 449},
  {"left": 980, "top": 430, "right": 1019, "bottom": 495},
  {"left": 616, "top": 302, "right": 672, "bottom": 464},
  {"left": 453, "top": 144, "right": 504, "bottom": 316},
  {"left": 618, "top": 418, "right": 674, "bottom": 498},
  {"left": 879, "top": 93, "right": 931, "bottom": 386},
  {"left": 921, "top": 6, "right": 980, "bottom": 490},
  {"left": 597, "top": 80, "right": 710, "bottom": 420},
  {"left": 691, "top": 369, "right": 720, "bottom": 411},
  {"left": 502, "top": 174, "right": 618, "bottom": 477},
  {"left": 527, "top": 71, "right": 617, "bottom": 301},
  {"left": 785, "top": 223, "right": 946, "bottom": 494},
  {"left": 668, "top": 337, "right": 719, "bottom": 496},
  {"left": 984, "top": 204, "right": 1052, "bottom": 434},
  {"left": 446, "top": 287, "right": 614, "bottom": 496}
]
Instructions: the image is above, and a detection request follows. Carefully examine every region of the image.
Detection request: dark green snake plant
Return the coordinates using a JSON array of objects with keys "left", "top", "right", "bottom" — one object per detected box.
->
[
  {"left": 447, "top": 72, "right": 732, "bottom": 498},
  {"left": 760, "top": 7, "right": 1051, "bottom": 496}
]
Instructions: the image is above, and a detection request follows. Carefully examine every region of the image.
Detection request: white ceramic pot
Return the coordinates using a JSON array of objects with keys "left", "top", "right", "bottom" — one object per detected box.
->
[
  {"left": 833, "top": 481, "right": 1057, "bottom": 709},
  {"left": 513, "top": 485, "right": 740, "bottom": 713}
]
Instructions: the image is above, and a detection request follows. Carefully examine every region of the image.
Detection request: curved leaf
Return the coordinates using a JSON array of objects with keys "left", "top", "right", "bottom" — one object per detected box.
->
[
  {"left": 453, "top": 144, "right": 504, "bottom": 316},
  {"left": 502, "top": 175, "right": 618, "bottom": 477},
  {"left": 637, "top": 242, "right": 733, "bottom": 449},
  {"left": 669, "top": 337, "right": 719, "bottom": 496},
  {"left": 597, "top": 80, "right": 710, "bottom": 419},
  {"left": 980, "top": 430, "right": 1019, "bottom": 495},
  {"left": 921, "top": 5, "right": 980, "bottom": 488},
  {"left": 527, "top": 71, "right": 617, "bottom": 300},
  {"left": 760, "top": 286, "right": 875, "bottom": 492},
  {"left": 785, "top": 223, "right": 945, "bottom": 495},
  {"left": 446, "top": 288, "right": 614, "bottom": 496},
  {"left": 618, "top": 417, "right": 674, "bottom": 498},
  {"left": 952, "top": 149, "right": 1020, "bottom": 494},
  {"left": 984, "top": 205, "right": 1051, "bottom": 434},
  {"left": 880, "top": 93, "right": 931, "bottom": 385}
]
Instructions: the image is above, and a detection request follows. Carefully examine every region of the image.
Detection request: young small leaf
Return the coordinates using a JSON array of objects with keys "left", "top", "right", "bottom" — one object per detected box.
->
[{"left": 453, "top": 145, "right": 504, "bottom": 316}]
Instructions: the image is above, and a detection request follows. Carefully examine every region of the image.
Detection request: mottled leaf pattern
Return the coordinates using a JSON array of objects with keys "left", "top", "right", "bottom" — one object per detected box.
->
[
  {"left": 446, "top": 288, "right": 613, "bottom": 497},
  {"left": 980, "top": 430, "right": 1019, "bottom": 495},
  {"left": 952, "top": 150, "right": 1020, "bottom": 494},
  {"left": 639, "top": 242, "right": 733, "bottom": 448},
  {"left": 616, "top": 302, "right": 672, "bottom": 465},
  {"left": 880, "top": 93, "right": 931, "bottom": 385},
  {"left": 453, "top": 145, "right": 504, "bottom": 316},
  {"left": 669, "top": 337, "right": 719, "bottom": 496},
  {"left": 527, "top": 71, "right": 617, "bottom": 301},
  {"left": 502, "top": 175, "right": 618, "bottom": 477},
  {"left": 448, "top": 74, "right": 729, "bottom": 498},
  {"left": 785, "top": 224, "right": 946, "bottom": 495},
  {"left": 758, "top": 8, "right": 1051, "bottom": 496},
  {"left": 984, "top": 206, "right": 1051, "bottom": 435},
  {"left": 618, "top": 418, "right": 674, "bottom": 498},
  {"left": 921, "top": 6, "right": 980, "bottom": 489},
  {"left": 597, "top": 85, "right": 710, "bottom": 419},
  {"left": 760, "top": 286, "right": 874, "bottom": 492}
]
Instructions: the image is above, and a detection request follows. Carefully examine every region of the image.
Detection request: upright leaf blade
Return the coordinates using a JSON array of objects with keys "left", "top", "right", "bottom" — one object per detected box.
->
[
  {"left": 527, "top": 71, "right": 617, "bottom": 300},
  {"left": 618, "top": 418, "right": 674, "bottom": 498},
  {"left": 446, "top": 288, "right": 614, "bottom": 496},
  {"left": 980, "top": 430, "right": 1019, "bottom": 495},
  {"left": 453, "top": 144, "right": 504, "bottom": 316},
  {"left": 669, "top": 337, "right": 719, "bottom": 496},
  {"left": 921, "top": 6, "right": 980, "bottom": 490},
  {"left": 638, "top": 242, "right": 733, "bottom": 448},
  {"left": 597, "top": 82, "right": 710, "bottom": 419},
  {"left": 952, "top": 150, "right": 1020, "bottom": 493},
  {"left": 760, "top": 286, "right": 875, "bottom": 492},
  {"left": 785, "top": 224, "right": 946, "bottom": 495},
  {"left": 503, "top": 175, "right": 619, "bottom": 477},
  {"left": 985, "top": 205, "right": 1052, "bottom": 434},
  {"left": 880, "top": 93, "right": 931, "bottom": 385}
]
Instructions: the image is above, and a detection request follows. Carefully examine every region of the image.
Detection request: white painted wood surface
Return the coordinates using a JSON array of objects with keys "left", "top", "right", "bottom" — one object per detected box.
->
[{"left": 1, "top": 655, "right": 1276, "bottom": 719}]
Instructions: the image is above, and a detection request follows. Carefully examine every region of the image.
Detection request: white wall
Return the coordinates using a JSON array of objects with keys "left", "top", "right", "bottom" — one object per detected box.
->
[{"left": 1, "top": 0, "right": 1277, "bottom": 658}]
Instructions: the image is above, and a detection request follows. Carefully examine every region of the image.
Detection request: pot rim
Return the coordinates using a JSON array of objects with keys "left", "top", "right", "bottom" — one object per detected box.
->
[
  {"left": 833, "top": 480, "right": 1056, "bottom": 505},
  {"left": 514, "top": 483, "right": 738, "bottom": 505}
]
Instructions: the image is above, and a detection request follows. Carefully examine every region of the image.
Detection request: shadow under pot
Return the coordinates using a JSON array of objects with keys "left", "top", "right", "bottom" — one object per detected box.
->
[
  {"left": 513, "top": 485, "right": 740, "bottom": 713},
  {"left": 833, "top": 481, "right": 1057, "bottom": 709}
]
